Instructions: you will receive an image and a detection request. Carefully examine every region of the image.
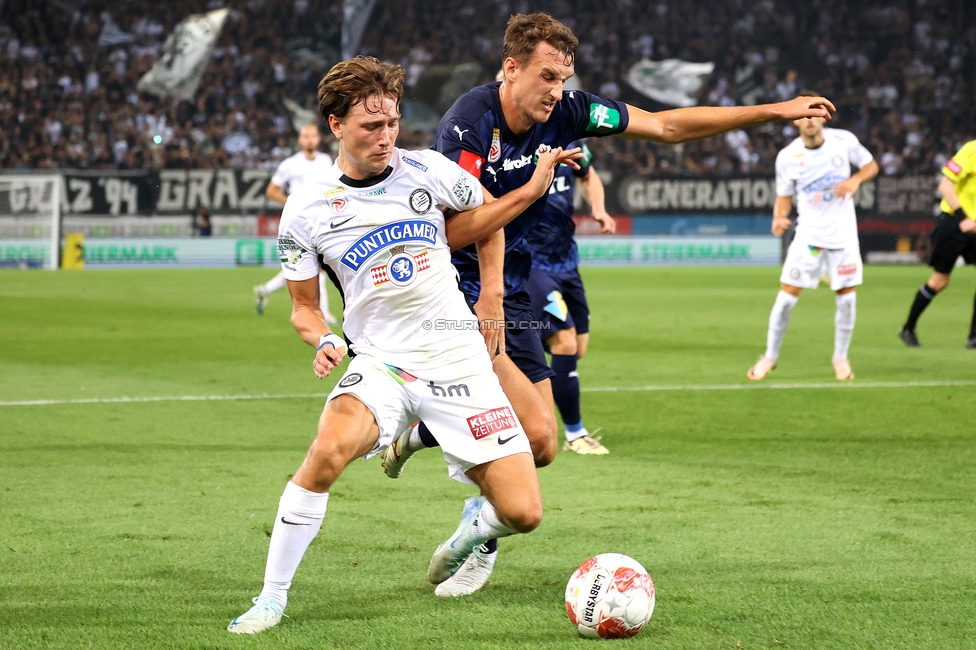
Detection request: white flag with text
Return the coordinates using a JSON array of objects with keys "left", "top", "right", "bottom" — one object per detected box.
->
[
  {"left": 137, "top": 8, "right": 228, "bottom": 100},
  {"left": 626, "top": 58, "right": 715, "bottom": 108}
]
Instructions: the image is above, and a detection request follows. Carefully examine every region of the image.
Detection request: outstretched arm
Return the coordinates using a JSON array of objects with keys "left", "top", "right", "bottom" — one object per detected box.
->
[
  {"left": 446, "top": 147, "right": 582, "bottom": 250},
  {"left": 621, "top": 96, "right": 836, "bottom": 144}
]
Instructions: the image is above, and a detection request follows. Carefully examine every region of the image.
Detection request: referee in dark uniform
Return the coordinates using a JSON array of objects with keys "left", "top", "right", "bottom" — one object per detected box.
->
[{"left": 899, "top": 139, "right": 976, "bottom": 347}]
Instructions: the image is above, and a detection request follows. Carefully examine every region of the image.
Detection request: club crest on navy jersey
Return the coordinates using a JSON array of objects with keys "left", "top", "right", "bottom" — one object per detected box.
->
[{"left": 488, "top": 128, "right": 501, "bottom": 163}]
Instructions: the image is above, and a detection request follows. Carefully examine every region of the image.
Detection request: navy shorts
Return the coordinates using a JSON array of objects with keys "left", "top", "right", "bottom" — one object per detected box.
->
[
  {"left": 465, "top": 287, "right": 555, "bottom": 384},
  {"left": 525, "top": 267, "right": 590, "bottom": 335}
]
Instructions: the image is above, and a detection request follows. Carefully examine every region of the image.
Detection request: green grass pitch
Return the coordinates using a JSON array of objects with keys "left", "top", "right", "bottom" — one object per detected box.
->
[{"left": 1, "top": 265, "right": 975, "bottom": 649}]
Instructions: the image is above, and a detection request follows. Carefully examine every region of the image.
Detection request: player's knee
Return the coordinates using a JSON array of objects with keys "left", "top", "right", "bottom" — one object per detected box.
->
[
  {"left": 524, "top": 412, "right": 557, "bottom": 467},
  {"left": 532, "top": 438, "right": 557, "bottom": 468},
  {"left": 505, "top": 501, "right": 543, "bottom": 533},
  {"left": 546, "top": 329, "right": 577, "bottom": 356},
  {"left": 301, "top": 436, "right": 349, "bottom": 489},
  {"left": 576, "top": 334, "right": 589, "bottom": 359},
  {"left": 929, "top": 274, "right": 950, "bottom": 292}
]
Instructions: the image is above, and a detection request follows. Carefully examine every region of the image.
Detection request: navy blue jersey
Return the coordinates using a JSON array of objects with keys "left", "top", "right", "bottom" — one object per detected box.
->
[
  {"left": 433, "top": 82, "right": 628, "bottom": 298},
  {"left": 525, "top": 140, "right": 592, "bottom": 273}
]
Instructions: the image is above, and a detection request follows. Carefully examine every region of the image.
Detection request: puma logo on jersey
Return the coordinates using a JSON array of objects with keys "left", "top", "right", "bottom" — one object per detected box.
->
[{"left": 453, "top": 125, "right": 468, "bottom": 141}]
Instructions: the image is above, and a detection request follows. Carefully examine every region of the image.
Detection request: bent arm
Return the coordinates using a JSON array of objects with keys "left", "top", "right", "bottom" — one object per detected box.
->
[
  {"left": 621, "top": 96, "right": 836, "bottom": 144},
  {"left": 578, "top": 168, "right": 607, "bottom": 214},
  {"left": 771, "top": 195, "right": 794, "bottom": 236},
  {"left": 853, "top": 159, "right": 880, "bottom": 184},
  {"left": 939, "top": 176, "right": 962, "bottom": 213},
  {"left": 266, "top": 181, "right": 288, "bottom": 204},
  {"left": 446, "top": 184, "right": 538, "bottom": 250},
  {"left": 475, "top": 226, "right": 505, "bottom": 300},
  {"left": 287, "top": 276, "right": 331, "bottom": 346}
]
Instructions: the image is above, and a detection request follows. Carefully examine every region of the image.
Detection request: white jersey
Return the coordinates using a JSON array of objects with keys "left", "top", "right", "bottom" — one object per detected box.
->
[
  {"left": 270, "top": 150, "right": 334, "bottom": 194},
  {"left": 277, "top": 148, "right": 485, "bottom": 371},
  {"left": 775, "top": 128, "right": 873, "bottom": 248}
]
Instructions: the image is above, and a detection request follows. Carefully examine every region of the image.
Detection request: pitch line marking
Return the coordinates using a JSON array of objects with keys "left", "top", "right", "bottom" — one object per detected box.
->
[
  {"left": 0, "top": 392, "right": 332, "bottom": 407},
  {"left": 1, "top": 380, "right": 974, "bottom": 408},
  {"left": 581, "top": 380, "right": 976, "bottom": 392}
]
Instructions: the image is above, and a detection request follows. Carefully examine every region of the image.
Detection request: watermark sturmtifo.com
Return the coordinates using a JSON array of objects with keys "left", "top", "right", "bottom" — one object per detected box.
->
[{"left": 421, "top": 319, "right": 551, "bottom": 331}]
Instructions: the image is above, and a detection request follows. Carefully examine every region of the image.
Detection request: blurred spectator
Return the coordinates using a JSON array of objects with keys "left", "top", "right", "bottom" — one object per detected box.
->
[
  {"left": 192, "top": 206, "right": 212, "bottom": 236},
  {"left": 0, "top": 0, "right": 973, "bottom": 182}
]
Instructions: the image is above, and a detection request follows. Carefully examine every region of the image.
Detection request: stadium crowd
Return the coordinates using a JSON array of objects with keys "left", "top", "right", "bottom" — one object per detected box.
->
[{"left": 1, "top": 0, "right": 973, "bottom": 183}]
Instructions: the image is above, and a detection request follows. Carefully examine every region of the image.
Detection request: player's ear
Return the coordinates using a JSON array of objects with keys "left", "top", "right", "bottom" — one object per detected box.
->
[
  {"left": 328, "top": 114, "right": 343, "bottom": 140},
  {"left": 502, "top": 57, "right": 518, "bottom": 82}
]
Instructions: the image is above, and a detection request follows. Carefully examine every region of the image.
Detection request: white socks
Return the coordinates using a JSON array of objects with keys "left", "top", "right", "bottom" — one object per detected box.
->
[
  {"left": 764, "top": 290, "right": 799, "bottom": 361},
  {"left": 406, "top": 423, "right": 425, "bottom": 452},
  {"left": 472, "top": 499, "right": 517, "bottom": 542},
  {"left": 833, "top": 292, "right": 856, "bottom": 361},
  {"left": 317, "top": 272, "right": 331, "bottom": 314},
  {"left": 261, "top": 272, "right": 287, "bottom": 295},
  {"left": 259, "top": 481, "right": 329, "bottom": 609}
]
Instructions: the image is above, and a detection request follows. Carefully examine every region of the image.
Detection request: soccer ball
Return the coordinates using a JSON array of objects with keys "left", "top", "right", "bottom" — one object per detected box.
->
[{"left": 565, "top": 553, "right": 655, "bottom": 639}]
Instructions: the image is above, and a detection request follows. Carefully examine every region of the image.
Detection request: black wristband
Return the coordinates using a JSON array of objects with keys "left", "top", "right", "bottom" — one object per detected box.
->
[{"left": 953, "top": 208, "right": 967, "bottom": 224}]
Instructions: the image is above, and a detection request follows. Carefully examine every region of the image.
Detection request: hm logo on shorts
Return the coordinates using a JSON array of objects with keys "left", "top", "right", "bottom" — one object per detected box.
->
[{"left": 467, "top": 406, "right": 516, "bottom": 440}]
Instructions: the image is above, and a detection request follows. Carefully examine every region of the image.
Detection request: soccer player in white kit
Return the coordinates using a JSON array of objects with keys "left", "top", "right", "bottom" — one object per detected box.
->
[
  {"left": 227, "top": 57, "right": 579, "bottom": 635},
  {"left": 253, "top": 123, "right": 338, "bottom": 323},
  {"left": 748, "top": 93, "right": 879, "bottom": 381}
]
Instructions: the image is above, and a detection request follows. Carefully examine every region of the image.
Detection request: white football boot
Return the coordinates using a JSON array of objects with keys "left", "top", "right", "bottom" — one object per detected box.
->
[
  {"left": 832, "top": 358, "right": 854, "bottom": 380},
  {"left": 434, "top": 543, "right": 497, "bottom": 597},
  {"left": 381, "top": 424, "right": 418, "bottom": 479},
  {"left": 428, "top": 495, "right": 484, "bottom": 584},
  {"left": 563, "top": 428, "right": 609, "bottom": 455},
  {"left": 747, "top": 355, "right": 777, "bottom": 380},
  {"left": 227, "top": 596, "right": 285, "bottom": 634}
]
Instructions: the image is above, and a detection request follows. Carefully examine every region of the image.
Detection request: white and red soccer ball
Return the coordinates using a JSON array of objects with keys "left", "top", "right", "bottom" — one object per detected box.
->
[{"left": 565, "top": 553, "right": 655, "bottom": 639}]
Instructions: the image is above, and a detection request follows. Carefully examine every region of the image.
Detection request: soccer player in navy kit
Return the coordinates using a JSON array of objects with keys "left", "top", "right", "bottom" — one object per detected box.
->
[
  {"left": 524, "top": 140, "right": 614, "bottom": 455},
  {"left": 382, "top": 12, "right": 837, "bottom": 597}
]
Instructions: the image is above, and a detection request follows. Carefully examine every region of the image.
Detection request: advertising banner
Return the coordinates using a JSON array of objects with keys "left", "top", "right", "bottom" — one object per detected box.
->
[{"left": 576, "top": 236, "right": 780, "bottom": 266}]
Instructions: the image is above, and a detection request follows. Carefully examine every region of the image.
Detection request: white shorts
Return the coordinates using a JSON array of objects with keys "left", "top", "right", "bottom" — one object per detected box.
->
[
  {"left": 327, "top": 352, "right": 532, "bottom": 484},
  {"left": 780, "top": 237, "right": 863, "bottom": 291}
]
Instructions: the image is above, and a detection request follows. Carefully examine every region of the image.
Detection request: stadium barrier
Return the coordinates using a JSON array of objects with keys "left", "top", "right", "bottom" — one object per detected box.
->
[
  {"left": 0, "top": 170, "right": 940, "bottom": 267},
  {"left": 0, "top": 236, "right": 782, "bottom": 269}
]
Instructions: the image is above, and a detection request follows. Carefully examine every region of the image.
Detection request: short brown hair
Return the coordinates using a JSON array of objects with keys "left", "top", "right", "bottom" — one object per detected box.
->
[
  {"left": 503, "top": 13, "right": 578, "bottom": 67},
  {"left": 317, "top": 56, "right": 405, "bottom": 121},
  {"left": 798, "top": 89, "right": 821, "bottom": 98}
]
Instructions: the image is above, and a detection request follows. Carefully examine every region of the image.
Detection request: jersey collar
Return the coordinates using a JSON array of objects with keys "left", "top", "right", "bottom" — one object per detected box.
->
[{"left": 339, "top": 165, "right": 394, "bottom": 188}]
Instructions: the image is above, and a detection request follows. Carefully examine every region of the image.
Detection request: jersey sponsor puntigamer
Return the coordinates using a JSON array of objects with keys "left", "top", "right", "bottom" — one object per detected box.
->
[
  {"left": 271, "top": 151, "right": 334, "bottom": 194},
  {"left": 277, "top": 148, "right": 484, "bottom": 370},
  {"left": 433, "top": 82, "right": 628, "bottom": 299},
  {"left": 775, "top": 128, "right": 873, "bottom": 249}
]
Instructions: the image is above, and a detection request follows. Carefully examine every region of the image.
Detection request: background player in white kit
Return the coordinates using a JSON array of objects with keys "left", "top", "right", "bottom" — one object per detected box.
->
[
  {"left": 253, "top": 123, "right": 338, "bottom": 323},
  {"left": 227, "top": 57, "right": 578, "bottom": 635},
  {"left": 748, "top": 92, "right": 879, "bottom": 381}
]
